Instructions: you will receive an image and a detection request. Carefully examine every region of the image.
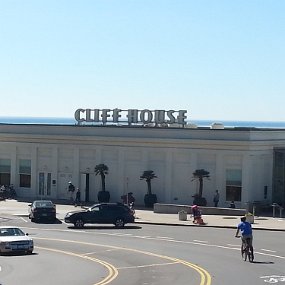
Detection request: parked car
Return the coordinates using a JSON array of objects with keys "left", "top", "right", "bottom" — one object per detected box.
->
[
  {"left": 28, "top": 200, "right": 56, "bottom": 222},
  {"left": 0, "top": 226, "right": 33, "bottom": 255},
  {"left": 64, "top": 202, "right": 135, "bottom": 228}
]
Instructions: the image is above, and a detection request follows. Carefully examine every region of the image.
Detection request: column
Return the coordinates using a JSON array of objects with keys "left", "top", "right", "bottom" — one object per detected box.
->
[
  {"left": 215, "top": 153, "right": 224, "bottom": 204},
  {"left": 164, "top": 149, "right": 173, "bottom": 203},
  {"left": 52, "top": 147, "right": 58, "bottom": 198},
  {"left": 242, "top": 153, "right": 253, "bottom": 205}
]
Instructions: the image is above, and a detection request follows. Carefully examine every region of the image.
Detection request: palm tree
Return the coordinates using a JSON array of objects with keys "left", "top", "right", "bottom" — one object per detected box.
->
[
  {"left": 95, "top": 163, "right": 110, "bottom": 202},
  {"left": 140, "top": 170, "right": 157, "bottom": 195},
  {"left": 191, "top": 169, "right": 210, "bottom": 206},
  {"left": 140, "top": 170, "right": 158, "bottom": 207}
]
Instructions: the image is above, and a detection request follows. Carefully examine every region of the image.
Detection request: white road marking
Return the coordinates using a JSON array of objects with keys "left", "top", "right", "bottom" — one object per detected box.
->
[
  {"left": 19, "top": 217, "right": 28, "bottom": 223},
  {"left": 118, "top": 261, "right": 179, "bottom": 270},
  {"left": 261, "top": 249, "right": 277, "bottom": 253},
  {"left": 19, "top": 225, "right": 285, "bottom": 260},
  {"left": 193, "top": 240, "right": 208, "bottom": 243},
  {"left": 260, "top": 275, "right": 285, "bottom": 283},
  {"left": 156, "top": 236, "right": 174, "bottom": 239}
]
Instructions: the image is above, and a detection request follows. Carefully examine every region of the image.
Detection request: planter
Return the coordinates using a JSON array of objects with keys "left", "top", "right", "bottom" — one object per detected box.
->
[
  {"left": 192, "top": 196, "right": 207, "bottom": 206},
  {"left": 144, "top": 193, "right": 157, "bottom": 208},
  {"left": 97, "top": 191, "right": 110, "bottom": 203}
]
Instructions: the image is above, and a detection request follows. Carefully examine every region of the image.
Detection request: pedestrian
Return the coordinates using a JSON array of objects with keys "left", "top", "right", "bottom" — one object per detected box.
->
[
  {"left": 213, "top": 190, "right": 220, "bottom": 207},
  {"left": 74, "top": 188, "right": 81, "bottom": 207},
  {"left": 68, "top": 181, "right": 75, "bottom": 203},
  {"left": 229, "top": 201, "right": 236, "bottom": 208}
]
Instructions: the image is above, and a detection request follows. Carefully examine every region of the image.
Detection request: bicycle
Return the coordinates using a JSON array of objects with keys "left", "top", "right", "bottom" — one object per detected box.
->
[{"left": 236, "top": 236, "right": 254, "bottom": 262}]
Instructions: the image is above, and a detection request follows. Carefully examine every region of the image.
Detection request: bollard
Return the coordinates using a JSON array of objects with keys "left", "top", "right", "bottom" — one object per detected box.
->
[{"left": 178, "top": 210, "right": 187, "bottom": 221}]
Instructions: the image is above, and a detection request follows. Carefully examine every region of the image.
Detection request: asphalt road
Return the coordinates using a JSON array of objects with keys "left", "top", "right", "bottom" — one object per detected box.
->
[{"left": 0, "top": 214, "right": 285, "bottom": 285}]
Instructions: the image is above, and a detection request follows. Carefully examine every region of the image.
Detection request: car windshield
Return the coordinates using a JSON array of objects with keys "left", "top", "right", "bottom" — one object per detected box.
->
[
  {"left": 88, "top": 204, "right": 100, "bottom": 211},
  {"left": 34, "top": 201, "right": 54, "bottom": 208},
  {"left": 0, "top": 228, "right": 25, "bottom": 236}
]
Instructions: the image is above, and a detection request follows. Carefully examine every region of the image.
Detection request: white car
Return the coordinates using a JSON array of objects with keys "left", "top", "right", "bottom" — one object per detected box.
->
[{"left": 0, "top": 226, "right": 34, "bottom": 255}]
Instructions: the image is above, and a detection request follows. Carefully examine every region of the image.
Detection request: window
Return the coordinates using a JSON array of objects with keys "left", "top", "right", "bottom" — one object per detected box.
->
[
  {"left": 19, "top": 159, "right": 31, "bottom": 188},
  {"left": 0, "top": 159, "right": 11, "bottom": 185},
  {"left": 226, "top": 169, "right": 242, "bottom": 201}
]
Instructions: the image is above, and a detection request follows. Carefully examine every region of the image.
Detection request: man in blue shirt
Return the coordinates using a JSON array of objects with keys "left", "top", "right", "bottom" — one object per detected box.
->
[{"left": 235, "top": 216, "right": 254, "bottom": 260}]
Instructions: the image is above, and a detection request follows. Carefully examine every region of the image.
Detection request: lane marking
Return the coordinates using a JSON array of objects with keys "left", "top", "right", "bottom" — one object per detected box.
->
[
  {"left": 36, "top": 246, "right": 118, "bottom": 285},
  {"left": 193, "top": 240, "right": 208, "bottom": 243},
  {"left": 261, "top": 249, "right": 277, "bottom": 253},
  {"left": 117, "top": 261, "right": 180, "bottom": 270},
  {"left": 34, "top": 237, "right": 211, "bottom": 285},
  {"left": 156, "top": 236, "right": 174, "bottom": 239},
  {"left": 19, "top": 217, "right": 28, "bottom": 223},
  {"left": 20, "top": 225, "right": 285, "bottom": 260}
]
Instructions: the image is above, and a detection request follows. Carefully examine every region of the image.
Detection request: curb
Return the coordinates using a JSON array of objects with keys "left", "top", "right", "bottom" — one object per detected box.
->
[{"left": 134, "top": 220, "right": 285, "bottom": 232}]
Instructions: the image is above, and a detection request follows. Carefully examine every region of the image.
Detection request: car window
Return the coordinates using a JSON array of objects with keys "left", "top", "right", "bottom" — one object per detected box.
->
[
  {"left": 90, "top": 206, "right": 99, "bottom": 212},
  {"left": 35, "top": 201, "right": 53, "bottom": 207},
  {"left": 0, "top": 228, "right": 24, "bottom": 236}
]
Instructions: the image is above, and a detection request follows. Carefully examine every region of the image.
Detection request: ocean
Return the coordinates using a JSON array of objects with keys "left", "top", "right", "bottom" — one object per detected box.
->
[{"left": 0, "top": 116, "right": 285, "bottom": 129}]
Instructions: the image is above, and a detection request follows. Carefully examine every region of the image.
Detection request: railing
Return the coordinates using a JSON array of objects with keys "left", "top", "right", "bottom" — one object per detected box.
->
[{"left": 272, "top": 203, "right": 284, "bottom": 218}]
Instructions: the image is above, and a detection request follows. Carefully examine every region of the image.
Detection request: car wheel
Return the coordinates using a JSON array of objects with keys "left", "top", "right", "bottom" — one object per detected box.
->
[
  {"left": 114, "top": 218, "right": 125, "bottom": 228},
  {"left": 74, "top": 219, "right": 84, "bottom": 228},
  {"left": 27, "top": 250, "right": 33, "bottom": 255}
]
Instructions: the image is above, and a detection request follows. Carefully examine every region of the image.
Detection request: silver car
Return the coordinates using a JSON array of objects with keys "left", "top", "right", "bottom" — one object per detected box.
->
[{"left": 0, "top": 226, "right": 34, "bottom": 254}]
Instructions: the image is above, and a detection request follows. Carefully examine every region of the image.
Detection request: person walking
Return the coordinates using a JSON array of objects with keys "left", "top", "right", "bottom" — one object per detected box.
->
[{"left": 213, "top": 190, "right": 220, "bottom": 207}]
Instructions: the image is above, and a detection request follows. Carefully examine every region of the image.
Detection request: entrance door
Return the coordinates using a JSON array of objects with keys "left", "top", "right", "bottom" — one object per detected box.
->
[{"left": 38, "top": 172, "right": 52, "bottom": 198}]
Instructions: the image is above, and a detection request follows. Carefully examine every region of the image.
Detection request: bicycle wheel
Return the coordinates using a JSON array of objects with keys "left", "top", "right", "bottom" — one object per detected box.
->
[{"left": 248, "top": 250, "right": 254, "bottom": 262}]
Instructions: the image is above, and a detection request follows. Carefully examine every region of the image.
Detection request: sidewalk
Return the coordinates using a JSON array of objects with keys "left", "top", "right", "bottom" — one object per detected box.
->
[{"left": 1, "top": 199, "right": 284, "bottom": 231}]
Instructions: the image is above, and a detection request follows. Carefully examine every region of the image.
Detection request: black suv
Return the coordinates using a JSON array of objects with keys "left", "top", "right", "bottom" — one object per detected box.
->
[{"left": 64, "top": 203, "right": 135, "bottom": 228}]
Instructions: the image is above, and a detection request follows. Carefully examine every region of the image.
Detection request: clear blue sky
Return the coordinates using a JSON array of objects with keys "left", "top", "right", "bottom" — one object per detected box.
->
[{"left": 0, "top": 1, "right": 284, "bottom": 121}]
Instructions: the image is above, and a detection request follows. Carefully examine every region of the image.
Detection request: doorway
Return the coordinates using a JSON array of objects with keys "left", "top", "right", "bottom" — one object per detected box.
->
[{"left": 38, "top": 172, "right": 52, "bottom": 198}]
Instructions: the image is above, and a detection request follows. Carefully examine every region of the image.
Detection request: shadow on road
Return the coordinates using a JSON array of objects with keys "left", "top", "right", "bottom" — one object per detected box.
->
[
  {"left": 31, "top": 218, "right": 62, "bottom": 224},
  {"left": 251, "top": 261, "right": 274, "bottom": 265},
  {"left": 67, "top": 225, "right": 142, "bottom": 230}
]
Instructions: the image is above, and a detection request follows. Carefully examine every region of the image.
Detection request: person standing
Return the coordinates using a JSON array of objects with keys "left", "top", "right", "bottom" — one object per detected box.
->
[
  {"left": 74, "top": 188, "right": 81, "bottom": 207},
  {"left": 213, "top": 190, "right": 220, "bottom": 207},
  {"left": 68, "top": 181, "right": 75, "bottom": 203}
]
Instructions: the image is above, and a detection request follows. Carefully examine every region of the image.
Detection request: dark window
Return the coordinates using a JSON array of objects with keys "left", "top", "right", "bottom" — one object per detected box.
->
[
  {"left": 226, "top": 169, "right": 242, "bottom": 201},
  {"left": 19, "top": 159, "right": 31, "bottom": 188},
  {"left": 0, "top": 159, "right": 11, "bottom": 185},
  {"left": 20, "top": 174, "right": 31, "bottom": 188}
]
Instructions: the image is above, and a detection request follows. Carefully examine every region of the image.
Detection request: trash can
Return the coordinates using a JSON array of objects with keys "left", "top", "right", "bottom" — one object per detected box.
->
[
  {"left": 178, "top": 210, "right": 187, "bottom": 221},
  {"left": 245, "top": 213, "right": 254, "bottom": 224}
]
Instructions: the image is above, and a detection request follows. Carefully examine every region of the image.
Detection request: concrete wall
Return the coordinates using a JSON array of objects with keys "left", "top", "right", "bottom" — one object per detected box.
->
[{"left": 0, "top": 124, "right": 281, "bottom": 205}]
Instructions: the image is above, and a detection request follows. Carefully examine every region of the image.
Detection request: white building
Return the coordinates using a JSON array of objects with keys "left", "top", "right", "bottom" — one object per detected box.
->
[{"left": 0, "top": 122, "right": 284, "bottom": 208}]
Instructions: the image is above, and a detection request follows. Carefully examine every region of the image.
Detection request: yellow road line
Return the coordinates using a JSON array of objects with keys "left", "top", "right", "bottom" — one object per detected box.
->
[
  {"left": 35, "top": 237, "right": 211, "bottom": 285},
  {"left": 36, "top": 246, "right": 118, "bottom": 285}
]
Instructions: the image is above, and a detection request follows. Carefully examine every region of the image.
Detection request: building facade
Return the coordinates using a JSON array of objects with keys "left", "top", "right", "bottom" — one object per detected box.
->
[{"left": 0, "top": 123, "right": 284, "bottom": 208}]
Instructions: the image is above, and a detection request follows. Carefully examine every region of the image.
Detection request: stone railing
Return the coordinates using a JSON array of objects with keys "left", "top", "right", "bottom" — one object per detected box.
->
[{"left": 153, "top": 203, "right": 246, "bottom": 216}]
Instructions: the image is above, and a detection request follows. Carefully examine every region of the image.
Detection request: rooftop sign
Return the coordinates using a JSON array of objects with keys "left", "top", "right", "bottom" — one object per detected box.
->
[{"left": 74, "top": 108, "right": 187, "bottom": 126}]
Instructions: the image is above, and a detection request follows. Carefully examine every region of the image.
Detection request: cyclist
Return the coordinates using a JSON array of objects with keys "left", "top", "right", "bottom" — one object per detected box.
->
[{"left": 235, "top": 216, "right": 254, "bottom": 260}]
